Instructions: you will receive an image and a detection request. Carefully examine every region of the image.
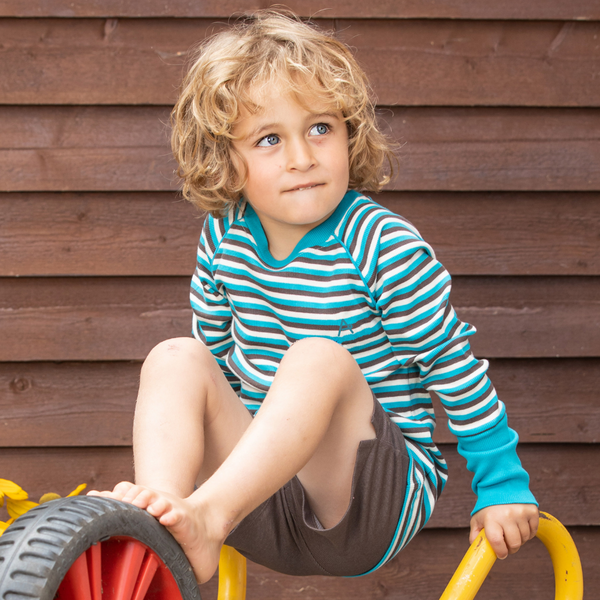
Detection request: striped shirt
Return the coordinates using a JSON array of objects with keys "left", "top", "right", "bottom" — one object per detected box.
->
[{"left": 190, "top": 190, "right": 536, "bottom": 571}]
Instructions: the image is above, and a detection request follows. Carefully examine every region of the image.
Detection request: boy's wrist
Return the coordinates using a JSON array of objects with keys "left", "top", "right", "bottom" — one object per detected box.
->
[{"left": 455, "top": 414, "right": 537, "bottom": 515}]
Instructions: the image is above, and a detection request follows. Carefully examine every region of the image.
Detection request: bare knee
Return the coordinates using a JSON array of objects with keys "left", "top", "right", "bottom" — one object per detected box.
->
[
  {"left": 287, "top": 336, "right": 351, "bottom": 359},
  {"left": 142, "top": 337, "right": 213, "bottom": 374},
  {"left": 283, "top": 337, "right": 358, "bottom": 380}
]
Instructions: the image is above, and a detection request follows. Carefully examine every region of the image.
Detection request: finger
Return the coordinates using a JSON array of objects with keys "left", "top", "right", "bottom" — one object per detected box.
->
[
  {"left": 504, "top": 521, "right": 526, "bottom": 555},
  {"left": 529, "top": 510, "right": 540, "bottom": 538},
  {"left": 517, "top": 517, "right": 535, "bottom": 544},
  {"left": 469, "top": 523, "right": 483, "bottom": 545},
  {"left": 485, "top": 522, "right": 509, "bottom": 560}
]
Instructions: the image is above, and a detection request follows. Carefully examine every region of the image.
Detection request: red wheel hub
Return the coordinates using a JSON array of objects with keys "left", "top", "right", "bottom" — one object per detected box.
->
[{"left": 56, "top": 537, "right": 184, "bottom": 600}]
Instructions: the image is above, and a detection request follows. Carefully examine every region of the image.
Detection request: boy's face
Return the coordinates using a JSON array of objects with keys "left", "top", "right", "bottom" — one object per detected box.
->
[{"left": 231, "top": 85, "right": 350, "bottom": 259}]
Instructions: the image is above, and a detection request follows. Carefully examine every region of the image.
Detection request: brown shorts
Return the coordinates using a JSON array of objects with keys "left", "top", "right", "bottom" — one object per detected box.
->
[{"left": 225, "top": 395, "right": 410, "bottom": 576}]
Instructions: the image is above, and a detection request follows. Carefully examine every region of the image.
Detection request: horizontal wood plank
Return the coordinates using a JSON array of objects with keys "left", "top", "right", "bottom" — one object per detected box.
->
[
  {"left": 0, "top": 277, "right": 192, "bottom": 362},
  {"left": 1, "top": 445, "right": 598, "bottom": 528},
  {"left": 1, "top": 1, "right": 599, "bottom": 20},
  {"left": 0, "top": 362, "right": 138, "bottom": 446},
  {"left": 0, "top": 19, "right": 599, "bottom": 106},
  {"left": 1, "top": 276, "right": 599, "bottom": 361},
  {"left": 388, "top": 107, "right": 600, "bottom": 191},
  {"left": 1, "top": 107, "right": 599, "bottom": 192},
  {"left": 450, "top": 276, "right": 600, "bottom": 358},
  {"left": 345, "top": 20, "right": 600, "bottom": 107},
  {"left": 3, "top": 191, "right": 599, "bottom": 276},
  {"left": 0, "top": 106, "right": 176, "bottom": 192},
  {"left": 1, "top": 359, "right": 598, "bottom": 447},
  {"left": 0, "top": 192, "right": 200, "bottom": 277}
]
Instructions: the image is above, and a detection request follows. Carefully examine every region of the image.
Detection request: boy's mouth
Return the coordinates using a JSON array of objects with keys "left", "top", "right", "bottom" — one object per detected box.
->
[{"left": 286, "top": 183, "right": 323, "bottom": 192}]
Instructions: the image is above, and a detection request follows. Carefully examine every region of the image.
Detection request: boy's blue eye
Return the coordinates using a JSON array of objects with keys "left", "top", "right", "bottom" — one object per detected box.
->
[
  {"left": 310, "top": 123, "right": 329, "bottom": 135},
  {"left": 257, "top": 134, "right": 280, "bottom": 147}
]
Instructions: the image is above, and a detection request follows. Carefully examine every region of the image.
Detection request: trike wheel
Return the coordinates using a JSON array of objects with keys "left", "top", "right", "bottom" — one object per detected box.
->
[{"left": 0, "top": 496, "right": 201, "bottom": 600}]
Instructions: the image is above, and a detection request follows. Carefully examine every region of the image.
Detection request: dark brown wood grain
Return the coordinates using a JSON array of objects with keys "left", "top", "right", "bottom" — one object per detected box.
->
[
  {"left": 450, "top": 276, "right": 600, "bottom": 358},
  {"left": 1, "top": 276, "right": 599, "bottom": 361},
  {"left": 0, "top": 192, "right": 201, "bottom": 277},
  {"left": 344, "top": 20, "right": 600, "bottom": 107},
  {"left": 387, "top": 107, "right": 600, "bottom": 191},
  {"left": 1, "top": 359, "right": 598, "bottom": 447},
  {"left": 3, "top": 191, "right": 599, "bottom": 276},
  {"left": 0, "top": 362, "right": 138, "bottom": 447},
  {"left": 0, "top": 106, "right": 176, "bottom": 192},
  {"left": 0, "top": 447, "right": 134, "bottom": 499},
  {"left": 378, "top": 191, "right": 600, "bottom": 276},
  {"left": 1, "top": 0, "right": 598, "bottom": 20},
  {"left": 0, "top": 277, "right": 192, "bottom": 362},
  {"left": 1, "top": 107, "right": 599, "bottom": 192},
  {"left": 1, "top": 445, "right": 598, "bottom": 528},
  {"left": 0, "top": 19, "right": 598, "bottom": 106}
]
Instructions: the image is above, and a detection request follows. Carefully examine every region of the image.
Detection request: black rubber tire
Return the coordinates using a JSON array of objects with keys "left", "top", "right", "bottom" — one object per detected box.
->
[{"left": 0, "top": 495, "right": 201, "bottom": 600}]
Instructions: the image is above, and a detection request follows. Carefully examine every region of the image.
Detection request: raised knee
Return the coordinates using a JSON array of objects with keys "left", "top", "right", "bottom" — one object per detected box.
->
[
  {"left": 286, "top": 337, "right": 353, "bottom": 368},
  {"left": 143, "top": 337, "right": 211, "bottom": 368}
]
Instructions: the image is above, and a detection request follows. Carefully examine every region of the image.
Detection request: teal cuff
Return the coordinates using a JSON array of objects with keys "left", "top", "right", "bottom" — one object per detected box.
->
[{"left": 456, "top": 415, "right": 538, "bottom": 515}]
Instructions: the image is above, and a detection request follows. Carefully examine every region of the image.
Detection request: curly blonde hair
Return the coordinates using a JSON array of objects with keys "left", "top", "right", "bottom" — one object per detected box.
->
[{"left": 172, "top": 9, "right": 396, "bottom": 216}]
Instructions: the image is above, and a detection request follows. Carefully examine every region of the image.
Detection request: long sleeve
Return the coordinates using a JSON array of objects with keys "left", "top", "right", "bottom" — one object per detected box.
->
[
  {"left": 375, "top": 224, "right": 537, "bottom": 514},
  {"left": 189, "top": 216, "right": 240, "bottom": 392}
]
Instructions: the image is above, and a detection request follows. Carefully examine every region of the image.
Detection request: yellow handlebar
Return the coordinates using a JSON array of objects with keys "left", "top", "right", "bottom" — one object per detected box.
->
[
  {"left": 439, "top": 512, "right": 583, "bottom": 600},
  {"left": 217, "top": 511, "right": 583, "bottom": 600}
]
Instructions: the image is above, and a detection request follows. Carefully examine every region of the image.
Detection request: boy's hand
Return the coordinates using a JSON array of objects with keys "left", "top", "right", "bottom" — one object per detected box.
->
[{"left": 469, "top": 504, "right": 539, "bottom": 560}]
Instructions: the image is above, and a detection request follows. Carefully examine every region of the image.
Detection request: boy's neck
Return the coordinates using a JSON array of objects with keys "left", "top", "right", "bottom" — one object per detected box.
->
[
  {"left": 262, "top": 222, "right": 312, "bottom": 261},
  {"left": 251, "top": 206, "right": 339, "bottom": 262}
]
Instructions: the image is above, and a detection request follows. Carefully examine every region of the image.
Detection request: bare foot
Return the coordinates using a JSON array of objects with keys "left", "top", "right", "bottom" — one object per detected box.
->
[{"left": 88, "top": 482, "right": 227, "bottom": 583}]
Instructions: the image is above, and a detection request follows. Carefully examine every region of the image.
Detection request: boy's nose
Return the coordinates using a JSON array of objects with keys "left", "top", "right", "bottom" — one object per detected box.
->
[{"left": 287, "top": 138, "right": 316, "bottom": 171}]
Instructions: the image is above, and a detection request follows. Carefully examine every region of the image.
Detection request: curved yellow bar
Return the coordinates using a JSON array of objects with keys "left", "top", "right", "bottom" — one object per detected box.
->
[
  {"left": 536, "top": 512, "right": 584, "bottom": 600},
  {"left": 438, "top": 528, "right": 497, "bottom": 600},
  {"left": 439, "top": 511, "right": 583, "bottom": 600},
  {"left": 217, "top": 545, "right": 247, "bottom": 600}
]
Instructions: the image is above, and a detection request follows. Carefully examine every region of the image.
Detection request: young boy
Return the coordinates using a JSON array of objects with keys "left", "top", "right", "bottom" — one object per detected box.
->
[{"left": 91, "top": 10, "right": 538, "bottom": 584}]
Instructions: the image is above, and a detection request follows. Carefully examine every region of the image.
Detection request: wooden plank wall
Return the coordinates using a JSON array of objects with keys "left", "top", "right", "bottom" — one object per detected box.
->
[{"left": 1, "top": 1, "right": 599, "bottom": 598}]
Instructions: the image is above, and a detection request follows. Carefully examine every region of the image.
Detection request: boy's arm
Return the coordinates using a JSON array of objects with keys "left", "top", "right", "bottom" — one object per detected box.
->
[
  {"left": 189, "top": 218, "right": 240, "bottom": 392},
  {"left": 375, "top": 230, "right": 537, "bottom": 554},
  {"left": 457, "top": 411, "right": 539, "bottom": 557}
]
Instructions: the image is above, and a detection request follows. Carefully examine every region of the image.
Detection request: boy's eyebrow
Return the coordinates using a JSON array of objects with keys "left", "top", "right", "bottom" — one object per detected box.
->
[
  {"left": 243, "top": 122, "right": 280, "bottom": 142},
  {"left": 242, "top": 112, "right": 341, "bottom": 142}
]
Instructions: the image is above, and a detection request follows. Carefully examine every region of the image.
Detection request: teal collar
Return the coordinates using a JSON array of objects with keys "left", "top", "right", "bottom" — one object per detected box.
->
[{"left": 241, "top": 190, "right": 360, "bottom": 267}]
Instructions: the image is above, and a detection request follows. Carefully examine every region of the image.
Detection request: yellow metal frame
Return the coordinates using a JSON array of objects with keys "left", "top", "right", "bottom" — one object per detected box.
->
[
  {"left": 217, "top": 511, "right": 583, "bottom": 600},
  {"left": 217, "top": 545, "right": 247, "bottom": 600},
  {"left": 439, "top": 512, "right": 583, "bottom": 600}
]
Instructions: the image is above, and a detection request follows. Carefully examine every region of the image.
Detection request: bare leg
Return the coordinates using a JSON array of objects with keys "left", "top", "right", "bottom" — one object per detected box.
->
[
  {"left": 92, "top": 337, "right": 375, "bottom": 583},
  {"left": 130, "top": 337, "right": 252, "bottom": 496}
]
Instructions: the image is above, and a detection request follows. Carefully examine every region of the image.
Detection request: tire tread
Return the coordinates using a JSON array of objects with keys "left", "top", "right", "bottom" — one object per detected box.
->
[{"left": 0, "top": 497, "right": 200, "bottom": 600}]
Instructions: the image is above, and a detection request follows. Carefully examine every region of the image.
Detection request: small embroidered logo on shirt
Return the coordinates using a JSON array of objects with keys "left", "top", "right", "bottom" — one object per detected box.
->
[{"left": 337, "top": 319, "right": 354, "bottom": 336}]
